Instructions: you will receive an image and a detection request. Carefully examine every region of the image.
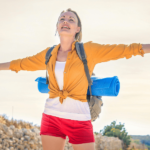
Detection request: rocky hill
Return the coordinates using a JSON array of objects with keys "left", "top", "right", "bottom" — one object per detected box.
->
[
  {"left": 0, "top": 115, "right": 148, "bottom": 150},
  {"left": 0, "top": 122, "right": 124, "bottom": 150}
]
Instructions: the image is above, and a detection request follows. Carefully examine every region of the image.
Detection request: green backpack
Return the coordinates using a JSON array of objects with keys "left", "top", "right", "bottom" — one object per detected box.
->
[{"left": 45, "top": 42, "right": 103, "bottom": 122}]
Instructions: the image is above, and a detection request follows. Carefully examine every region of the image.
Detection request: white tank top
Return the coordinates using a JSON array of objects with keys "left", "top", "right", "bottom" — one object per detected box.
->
[{"left": 43, "top": 61, "right": 91, "bottom": 121}]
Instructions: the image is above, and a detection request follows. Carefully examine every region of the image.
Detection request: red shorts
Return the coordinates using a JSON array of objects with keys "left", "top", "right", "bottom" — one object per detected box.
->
[{"left": 40, "top": 113, "right": 95, "bottom": 144}]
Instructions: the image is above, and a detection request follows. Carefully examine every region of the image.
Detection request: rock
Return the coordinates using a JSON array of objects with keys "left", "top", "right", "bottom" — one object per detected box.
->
[
  {"left": 6, "top": 129, "right": 13, "bottom": 138},
  {"left": 0, "top": 123, "right": 3, "bottom": 130},
  {"left": 22, "top": 128, "right": 27, "bottom": 136},
  {"left": 9, "top": 140, "right": 13, "bottom": 147},
  {"left": 13, "top": 129, "right": 23, "bottom": 138},
  {"left": 24, "top": 129, "right": 32, "bottom": 136},
  {"left": 29, "top": 140, "right": 34, "bottom": 145},
  {"left": 24, "top": 135, "right": 31, "bottom": 141},
  {"left": 1, "top": 134, "right": 8, "bottom": 139},
  {"left": 64, "top": 147, "right": 69, "bottom": 150},
  {"left": 0, "top": 130, "right": 3, "bottom": 134},
  {"left": 0, "top": 123, "right": 43, "bottom": 149},
  {"left": 31, "top": 128, "right": 40, "bottom": 136},
  {"left": 31, "top": 128, "right": 38, "bottom": 132},
  {"left": 21, "top": 137, "right": 24, "bottom": 141},
  {"left": 9, "top": 125, "right": 15, "bottom": 131},
  {"left": 2, "top": 124, "right": 8, "bottom": 133},
  {"left": 17, "top": 144, "right": 24, "bottom": 150}
]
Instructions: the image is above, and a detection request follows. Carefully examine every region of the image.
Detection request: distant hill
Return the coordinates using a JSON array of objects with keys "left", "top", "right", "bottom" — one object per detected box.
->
[{"left": 130, "top": 135, "right": 150, "bottom": 146}]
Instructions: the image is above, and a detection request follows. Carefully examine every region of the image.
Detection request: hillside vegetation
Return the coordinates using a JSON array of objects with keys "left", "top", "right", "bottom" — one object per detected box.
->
[
  {"left": 0, "top": 114, "right": 40, "bottom": 130},
  {"left": 0, "top": 114, "right": 149, "bottom": 150}
]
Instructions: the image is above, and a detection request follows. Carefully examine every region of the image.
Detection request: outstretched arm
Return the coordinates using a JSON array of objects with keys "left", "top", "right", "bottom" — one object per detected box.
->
[
  {"left": 142, "top": 44, "right": 150, "bottom": 54},
  {"left": 88, "top": 42, "right": 147, "bottom": 65},
  {"left": 5, "top": 47, "right": 49, "bottom": 73},
  {"left": 0, "top": 62, "right": 10, "bottom": 70}
]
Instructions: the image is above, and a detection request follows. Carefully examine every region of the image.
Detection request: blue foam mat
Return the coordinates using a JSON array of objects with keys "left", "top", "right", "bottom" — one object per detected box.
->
[{"left": 35, "top": 76, "right": 120, "bottom": 96}]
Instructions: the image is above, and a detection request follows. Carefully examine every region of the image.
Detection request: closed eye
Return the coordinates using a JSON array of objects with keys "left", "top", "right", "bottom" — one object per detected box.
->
[{"left": 60, "top": 18, "right": 74, "bottom": 21}]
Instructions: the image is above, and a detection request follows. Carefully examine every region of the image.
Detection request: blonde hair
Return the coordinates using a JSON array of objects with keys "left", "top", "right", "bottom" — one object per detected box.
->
[{"left": 56, "top": 8, "right": 82, "bottom": 42}]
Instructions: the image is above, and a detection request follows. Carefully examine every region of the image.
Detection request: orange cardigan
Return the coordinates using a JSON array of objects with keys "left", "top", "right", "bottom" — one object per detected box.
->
[{"left": 9, "top": 40, "right": 145, "bottom": 104}]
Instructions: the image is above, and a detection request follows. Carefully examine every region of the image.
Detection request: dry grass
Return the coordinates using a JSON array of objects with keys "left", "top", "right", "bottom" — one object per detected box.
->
[{"left": 0, "top": 114, "right": 40, "bottom": 130}]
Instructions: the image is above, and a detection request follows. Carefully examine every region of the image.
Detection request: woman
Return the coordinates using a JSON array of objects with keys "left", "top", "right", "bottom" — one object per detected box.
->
[{"left": 0, "top": 8, "right": 150, "bottom": 150}]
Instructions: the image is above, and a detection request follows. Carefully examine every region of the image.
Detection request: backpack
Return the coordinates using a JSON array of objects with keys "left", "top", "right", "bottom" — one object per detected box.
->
[{"left": 45, "top": 42, "right": 103, "bottom": 122}]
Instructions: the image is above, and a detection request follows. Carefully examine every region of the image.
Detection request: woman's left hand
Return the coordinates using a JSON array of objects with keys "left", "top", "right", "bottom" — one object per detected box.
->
[{"left": 142, "top": 44, "right": 150, "bottom": 54}]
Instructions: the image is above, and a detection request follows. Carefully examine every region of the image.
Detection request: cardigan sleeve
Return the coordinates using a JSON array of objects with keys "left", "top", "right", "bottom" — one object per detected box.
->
[
  {"left": 89, "top": 42, "right": 145, "bottom": 65},
  {"left": 9, "top": 47, "right": 49, "bottom": 73}
]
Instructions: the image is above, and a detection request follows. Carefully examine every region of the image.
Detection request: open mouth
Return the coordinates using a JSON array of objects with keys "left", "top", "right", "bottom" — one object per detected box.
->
[{"left": 61, "top": 26, "right": 70, "bottom": 30}]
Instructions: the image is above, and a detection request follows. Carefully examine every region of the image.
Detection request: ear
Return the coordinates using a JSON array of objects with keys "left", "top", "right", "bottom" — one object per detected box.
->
[{"left": 76, "top": 26, "right": 80, "bottom": 33}]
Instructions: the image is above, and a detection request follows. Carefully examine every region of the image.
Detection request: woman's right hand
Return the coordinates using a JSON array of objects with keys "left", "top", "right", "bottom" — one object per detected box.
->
[{"left": 0, "top": 62, "right": 10, "bottom": 70}]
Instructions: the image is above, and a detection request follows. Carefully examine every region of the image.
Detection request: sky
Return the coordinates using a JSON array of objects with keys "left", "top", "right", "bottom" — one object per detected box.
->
[{"left": 0, "top": 0, "right": 150, "bottom": 135}]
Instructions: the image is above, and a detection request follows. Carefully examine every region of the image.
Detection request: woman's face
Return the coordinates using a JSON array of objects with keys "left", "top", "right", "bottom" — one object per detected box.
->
[{"left": 56, "top": 11, "right": 80, "bottom": 39}]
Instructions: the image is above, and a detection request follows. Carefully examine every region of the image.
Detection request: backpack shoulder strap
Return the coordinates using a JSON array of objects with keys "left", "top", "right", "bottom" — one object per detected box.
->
[
  {"left": 45, "top": 45, "right": 56, "bottom": 65},
  {"left": 75, "top": 42, "right": 93, "bottom": 102},
  {"left": 45, "top": 45, "right": 56, "bottom": 84}
]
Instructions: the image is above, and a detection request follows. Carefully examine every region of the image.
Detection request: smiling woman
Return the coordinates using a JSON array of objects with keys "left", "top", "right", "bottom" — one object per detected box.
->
[
  {"left": 0, "top": 7, "right": 150, "bottom": 150},
  {"left": 55, "top": 9, "right": 82, "bottom": 52}
]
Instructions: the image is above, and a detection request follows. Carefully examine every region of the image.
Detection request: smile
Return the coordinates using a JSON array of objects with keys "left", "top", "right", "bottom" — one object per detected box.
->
[{"left": 61, "top": 26, "right": 70, "bottom": 29}]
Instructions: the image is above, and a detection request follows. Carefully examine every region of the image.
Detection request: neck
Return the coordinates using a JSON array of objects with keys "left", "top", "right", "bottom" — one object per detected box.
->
[{"left": 59, "top": 36, "right": 75, "bottom": 52}]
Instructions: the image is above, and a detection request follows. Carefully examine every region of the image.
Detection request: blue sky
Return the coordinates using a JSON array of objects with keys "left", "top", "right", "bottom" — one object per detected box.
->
[{"left": 0, "top": 0, "right": 150, "bottom": 135}]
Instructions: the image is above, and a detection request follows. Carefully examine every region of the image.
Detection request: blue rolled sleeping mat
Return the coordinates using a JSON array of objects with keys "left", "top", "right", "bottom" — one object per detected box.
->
[{"left": 35, "top": 76, "right": 120, "bottom": 97}]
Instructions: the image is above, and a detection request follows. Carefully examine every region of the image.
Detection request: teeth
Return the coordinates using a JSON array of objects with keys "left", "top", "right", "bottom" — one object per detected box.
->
[{"left": 62, "top": 26, "right": 69, "bottom": 29}]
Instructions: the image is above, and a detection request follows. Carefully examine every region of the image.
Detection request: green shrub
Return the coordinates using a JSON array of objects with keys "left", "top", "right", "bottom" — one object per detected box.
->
[
  {"left": 147, "top": 145, "right": 150, "bottom": 150},
  {"left": 100, "top": 120, "right": 131, "bottom": 149}
]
